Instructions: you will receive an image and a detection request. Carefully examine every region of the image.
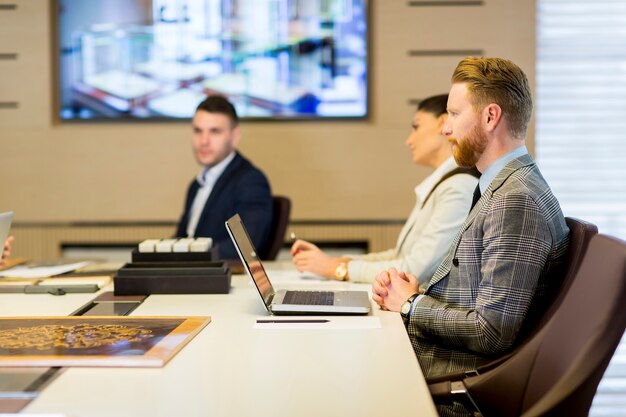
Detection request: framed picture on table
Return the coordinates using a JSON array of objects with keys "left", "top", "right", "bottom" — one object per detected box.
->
[{"left": 0, "top": 316, "right": 210, "bottom": 367}]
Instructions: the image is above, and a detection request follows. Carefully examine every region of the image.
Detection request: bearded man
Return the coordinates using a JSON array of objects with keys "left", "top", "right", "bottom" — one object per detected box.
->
[{"left": 371, "top": 57, "right": 570, "bottom": 386}]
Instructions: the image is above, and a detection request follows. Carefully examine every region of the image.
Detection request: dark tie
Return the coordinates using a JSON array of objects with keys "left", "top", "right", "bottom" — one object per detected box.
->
[{"left": 469, "top": 184, "right": 481, "bottom": 212}]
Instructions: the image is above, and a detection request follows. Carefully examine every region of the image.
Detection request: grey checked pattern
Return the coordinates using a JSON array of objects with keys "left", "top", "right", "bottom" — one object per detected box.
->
[{"left": 408, "top": 154, "right": 570, "bottom": 379}]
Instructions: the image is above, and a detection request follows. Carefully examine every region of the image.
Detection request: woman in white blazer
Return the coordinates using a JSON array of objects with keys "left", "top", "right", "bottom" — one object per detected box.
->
[{"left": 291, "top": 94, "right": 479, "bottom": 284}]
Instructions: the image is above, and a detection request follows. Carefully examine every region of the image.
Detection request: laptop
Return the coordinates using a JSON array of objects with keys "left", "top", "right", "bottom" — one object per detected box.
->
[
  {"left": 0, "top": 212, "right": 13, "bottom": 253},
  {"left": 225, "top": 214, "right": 371, "bottom": 315}
]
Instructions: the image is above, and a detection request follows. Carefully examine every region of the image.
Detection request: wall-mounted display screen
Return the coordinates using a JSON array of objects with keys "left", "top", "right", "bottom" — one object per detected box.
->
[{"left": 57, "top": 0, "right": 369, "bottom": 121}]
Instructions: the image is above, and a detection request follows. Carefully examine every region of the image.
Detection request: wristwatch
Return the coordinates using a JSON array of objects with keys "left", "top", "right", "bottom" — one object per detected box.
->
[
  {"left": 400, "top": 293, "right": 419, "bottom": 321},
  {"left": 334, "top": 262, "right": 349, "bottom": 281}
]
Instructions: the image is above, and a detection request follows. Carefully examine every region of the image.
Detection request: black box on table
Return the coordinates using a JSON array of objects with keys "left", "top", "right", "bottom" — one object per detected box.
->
[{"left": 114, "top": 261, "right": 231, "bottom": 295}]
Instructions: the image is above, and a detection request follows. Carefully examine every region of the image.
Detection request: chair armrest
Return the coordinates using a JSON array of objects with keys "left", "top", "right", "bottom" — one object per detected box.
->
[
  {"left": 428, "top": 380, "right": 454, "bottom": 402},
  {"left": 426, "top": 370, "right": 467, "bottom": 384},
  {"left": 429, "top": 380, "right": 482, "bottom": 414}
]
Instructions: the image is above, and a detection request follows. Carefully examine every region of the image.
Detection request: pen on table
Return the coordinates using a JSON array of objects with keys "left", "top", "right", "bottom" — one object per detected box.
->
[
  {"left": 290, "top": 232, "right": 299, "bottom": 256},
  {"left": 256, "top": 319, "right": 330, "bottom": 324}
]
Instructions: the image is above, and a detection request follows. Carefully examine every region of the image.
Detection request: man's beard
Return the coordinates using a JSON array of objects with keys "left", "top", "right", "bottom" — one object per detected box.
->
[{"left": 448, "top": 124, "right": 488, "bottom": 168}]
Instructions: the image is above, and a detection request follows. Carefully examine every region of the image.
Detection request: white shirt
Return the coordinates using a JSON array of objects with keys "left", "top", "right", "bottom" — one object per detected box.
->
[
  {"left": 348, "top": 157, "right": 478, "bottom": 284},
  {"left": 186, "top": 152, "right": 236, "bottom": 237}
]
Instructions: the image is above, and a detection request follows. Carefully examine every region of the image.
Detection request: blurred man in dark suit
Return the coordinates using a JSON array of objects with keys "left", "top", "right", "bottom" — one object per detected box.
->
[{"left": 176, "top": 96, "right": 272, "bottom": 259}]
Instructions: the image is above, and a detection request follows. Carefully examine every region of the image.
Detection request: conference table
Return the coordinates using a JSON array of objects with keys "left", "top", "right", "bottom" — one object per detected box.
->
[{"left": 0, "top": 263, "right": 438, "bottom": 417}]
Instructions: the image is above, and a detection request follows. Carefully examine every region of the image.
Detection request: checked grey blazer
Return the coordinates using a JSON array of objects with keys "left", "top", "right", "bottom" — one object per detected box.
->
[{"left": 407, "top": 154, "right": 570, "bottom": 378}]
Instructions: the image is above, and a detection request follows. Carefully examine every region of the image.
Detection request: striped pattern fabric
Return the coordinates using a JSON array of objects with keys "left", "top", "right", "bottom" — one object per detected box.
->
[{"left": 408, "top": 154, "right": 570, "bottom": 378}]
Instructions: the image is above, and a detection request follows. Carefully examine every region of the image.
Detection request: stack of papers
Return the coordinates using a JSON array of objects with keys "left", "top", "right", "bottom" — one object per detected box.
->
[
  {"left": 0, "top": 261, "right": 91, "bottom": 279},
  {"left": 38, "top": 276, "right": 111, "bottom": 288}
]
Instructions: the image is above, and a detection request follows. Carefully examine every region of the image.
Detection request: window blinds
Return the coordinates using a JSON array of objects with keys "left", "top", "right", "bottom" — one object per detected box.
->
[{"left": 536, "top": 0, "right": 626, "bottom": 239}]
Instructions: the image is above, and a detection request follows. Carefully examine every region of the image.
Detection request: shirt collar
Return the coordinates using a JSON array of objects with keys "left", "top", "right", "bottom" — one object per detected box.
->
[
  {"left": 415, "top": 156, "right": 458, "bottom": 203},
  {"left": 479, "top": 145, "right": 528, "bottom": 193},
  {"left": 196, "top": 151, "right": 236, "bottom": 186}
]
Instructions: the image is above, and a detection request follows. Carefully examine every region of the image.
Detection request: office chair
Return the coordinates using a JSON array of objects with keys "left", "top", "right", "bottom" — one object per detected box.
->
[
  {"left": 431, "top": 234, "right": 626, "bottom": 417},
  {"left": 427, "top": 217, "right": 598, "bottom": 385},
  {"left": 259, "top": 196, "right": 291, "bottom": 261}
]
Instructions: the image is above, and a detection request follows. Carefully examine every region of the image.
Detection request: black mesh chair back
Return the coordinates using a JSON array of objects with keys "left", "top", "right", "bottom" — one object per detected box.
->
[{"left": 259, "top": 196, "right": 291, "bottom": 261}]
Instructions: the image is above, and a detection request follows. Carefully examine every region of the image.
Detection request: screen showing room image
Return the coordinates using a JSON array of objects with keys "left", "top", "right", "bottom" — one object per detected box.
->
[{"left": 57, "top": 0, "right": 369, "bottom": 120}]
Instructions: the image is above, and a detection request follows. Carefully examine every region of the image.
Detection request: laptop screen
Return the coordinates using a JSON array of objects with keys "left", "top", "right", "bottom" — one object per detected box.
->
[{"left": 225, "top": 214, "right": 274, "bottom": 307}]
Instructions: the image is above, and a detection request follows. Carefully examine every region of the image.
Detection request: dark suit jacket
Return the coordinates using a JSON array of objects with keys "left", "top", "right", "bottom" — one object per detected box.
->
[
  {"left": 407, "top": 154, "right": 570, "bottom": 379},
  {"left": 176, "top": 152, "right": 273, "bottom": 259}
]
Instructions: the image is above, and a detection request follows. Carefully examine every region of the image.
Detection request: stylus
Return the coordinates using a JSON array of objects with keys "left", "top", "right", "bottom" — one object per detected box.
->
[
  {"left": 24, "top": 284, "right": 99, "bottom": 295},
  {"left": 256, "top": 319, "right": 330, "bottom": 324}
]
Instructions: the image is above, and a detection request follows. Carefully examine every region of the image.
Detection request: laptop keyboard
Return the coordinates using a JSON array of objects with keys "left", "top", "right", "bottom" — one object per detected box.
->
[{"left": 283, "top": 291, "right": 334, "bottom": 306}]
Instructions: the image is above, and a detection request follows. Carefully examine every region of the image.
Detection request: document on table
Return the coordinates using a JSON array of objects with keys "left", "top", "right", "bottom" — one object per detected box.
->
[
  {"left": 0, "top": 261, "right": 91, "bottom": 279},
  {"left": 38, "top": 276, "right": 112, "bottom": 288},
  {"left": 0, "top": 414, "right": 67, "bottom": 417},
  {"left": 265, "top": 270, "right": 325, "bottom": 281}
]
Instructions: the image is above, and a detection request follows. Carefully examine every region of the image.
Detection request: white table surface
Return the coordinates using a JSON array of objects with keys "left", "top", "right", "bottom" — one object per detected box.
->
[{"left": 4, "top": 266, "right": 438, "bottom": 417}]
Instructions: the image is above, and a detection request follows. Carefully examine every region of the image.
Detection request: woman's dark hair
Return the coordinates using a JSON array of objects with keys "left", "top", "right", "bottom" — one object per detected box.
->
[{"left": 417, "top": 94, "right": 449, "bottom": 117}]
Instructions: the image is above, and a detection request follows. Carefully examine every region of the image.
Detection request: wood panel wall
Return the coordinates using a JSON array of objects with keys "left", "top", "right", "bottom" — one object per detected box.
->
[{"left": 0, "top": 0, "right": 535, "bottom": 260}]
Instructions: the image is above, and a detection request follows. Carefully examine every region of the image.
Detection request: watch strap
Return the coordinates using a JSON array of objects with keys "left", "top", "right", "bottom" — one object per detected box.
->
[
  {"left": 401, "top": 293, "right": 419, "bottom": 320},
  {"left": 335, "top": 262, "right": 349, "bottom": 281}
]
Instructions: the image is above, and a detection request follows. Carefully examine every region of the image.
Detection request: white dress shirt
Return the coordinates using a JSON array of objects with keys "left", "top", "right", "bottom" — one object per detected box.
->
[
  {"left": 347, "top": 156, "right": 478, "bottom": 284},
  {"left": 186, "top": 152, "right": 236, "bottom": 237}
]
